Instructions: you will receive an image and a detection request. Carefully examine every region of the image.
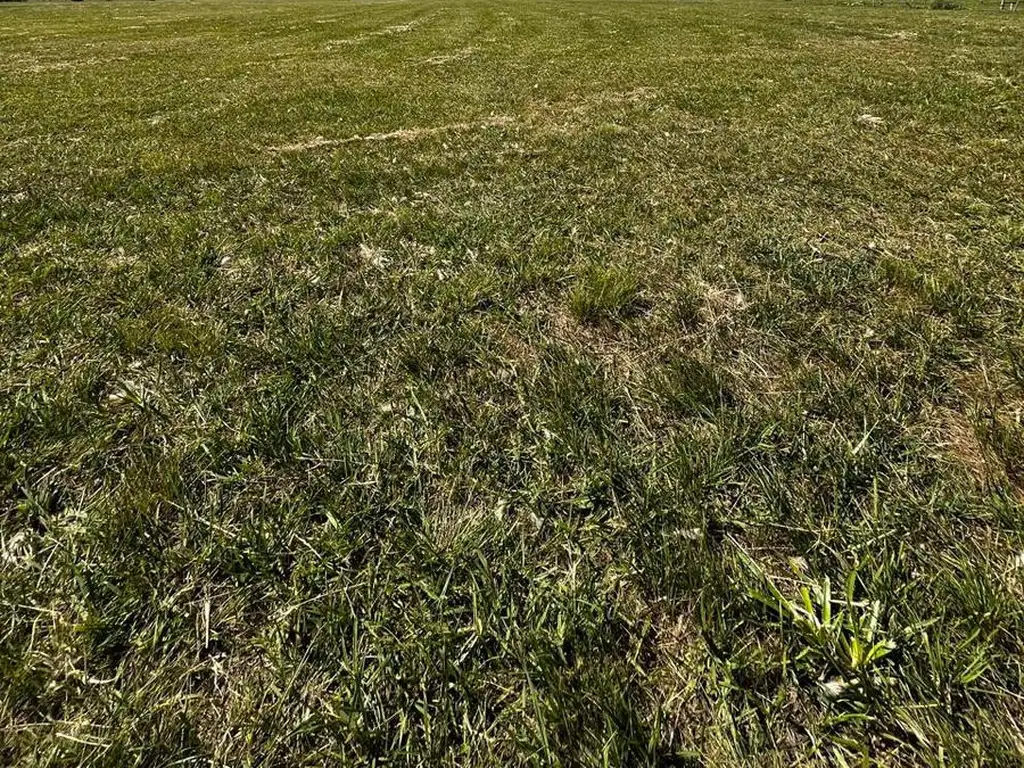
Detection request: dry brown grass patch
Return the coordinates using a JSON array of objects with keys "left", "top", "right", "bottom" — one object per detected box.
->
[{"left": 268, "top": 116, "right": 514, "bottom": 152}]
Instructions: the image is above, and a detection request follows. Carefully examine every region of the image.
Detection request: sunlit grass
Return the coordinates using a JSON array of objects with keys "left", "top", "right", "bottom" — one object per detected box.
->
[{"left": 2, "top": 0, "right": 1023, "bottom": 764}]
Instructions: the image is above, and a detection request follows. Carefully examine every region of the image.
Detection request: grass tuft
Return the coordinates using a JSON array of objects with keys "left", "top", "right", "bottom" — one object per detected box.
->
[{"left": 568, "top": 264, "right": 646, "bottom": 324}]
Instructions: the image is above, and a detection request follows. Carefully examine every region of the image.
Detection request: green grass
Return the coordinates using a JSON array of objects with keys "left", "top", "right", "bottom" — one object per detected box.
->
[{"left": 2, "top": 0, "right": 1024, "bottom": 763}]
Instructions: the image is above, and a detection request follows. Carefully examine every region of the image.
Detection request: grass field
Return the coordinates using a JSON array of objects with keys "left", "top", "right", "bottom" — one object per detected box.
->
[{"left": 2, "top": 0, "right": 1024, "bottom": 763}]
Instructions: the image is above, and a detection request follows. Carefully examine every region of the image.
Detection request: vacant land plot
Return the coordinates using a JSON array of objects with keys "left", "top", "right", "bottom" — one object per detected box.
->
[{"left": 2, "top": 0, "right": 1023, "bottom": 763}]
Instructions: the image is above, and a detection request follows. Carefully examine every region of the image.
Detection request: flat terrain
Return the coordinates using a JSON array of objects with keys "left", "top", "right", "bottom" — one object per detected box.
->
[{"left": 2, "top": 0, "right": 1024, "bottom": 764}]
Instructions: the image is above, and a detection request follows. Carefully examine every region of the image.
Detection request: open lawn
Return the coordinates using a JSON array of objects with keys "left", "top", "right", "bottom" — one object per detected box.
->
[{"left": 2, "top": 0, "right": 1024, "bottom": 763}]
